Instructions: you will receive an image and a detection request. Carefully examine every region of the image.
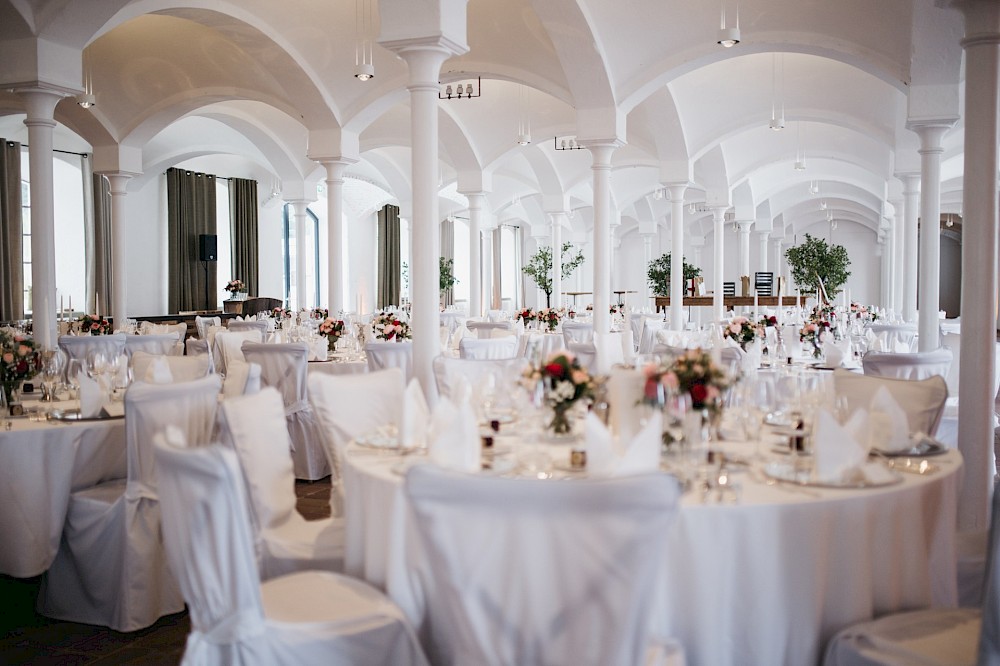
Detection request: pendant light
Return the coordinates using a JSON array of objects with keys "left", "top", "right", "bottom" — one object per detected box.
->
[
  {"left": 794, "top": 122, "right": 806, "bottom": 170},
  {"left": 354, "top": 0, "right": 375, "bottom": 81},
  {"left": 717, "top": 0, "right": 741, "bottom": 48},
  {"left": 516, "top": 85, "right": 531, "bottom": 145},
  {"left": 77, "top": 48, "right": 96, "bottom": 109},
  {"left": 769, "top": 54, "right": 785, "bottom": 131}
]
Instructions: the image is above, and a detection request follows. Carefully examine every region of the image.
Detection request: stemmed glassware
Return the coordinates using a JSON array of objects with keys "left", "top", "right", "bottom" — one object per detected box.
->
[{"left": 66, "top": 359, "right": 83, "bottom": 400}]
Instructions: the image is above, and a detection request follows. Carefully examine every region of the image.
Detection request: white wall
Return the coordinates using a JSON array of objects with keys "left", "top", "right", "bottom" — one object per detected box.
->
[{"left": 347, "top": 210, "right": 377, "bottom": 315}]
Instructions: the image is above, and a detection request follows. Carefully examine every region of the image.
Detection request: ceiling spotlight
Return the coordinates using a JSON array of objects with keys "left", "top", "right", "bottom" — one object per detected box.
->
[
  {"left": 354, "top": 0, "right": 375, "bottom": 81},
  {"left": 76, "top": 93, "right": 96, "bottom": 109},
  {"left": 354, "top": 62, "right": 374, "bottom": 81},
  {"left": 78, "top": 48, "right": 96, "bottom": 109},
  {"left": 820, "top": 199, "right": 827, "bottom": 210},
  {"left": 769, "top": 53, "right": 785, "bottom": 131},
  {"left": 515, "top": 84, "right": 530, "bottom": 145},
  {"left": 516, "top": 132, "right": 531, "bottom": 146},
  {"left": 794, "top": 159, "right": 806, "bottom": 171},
  {"left": 717, "top": 1, "right": 741, "bottom": 47},
  {"left": 809, "top": 181, "right": 820, "bottom": 195}
]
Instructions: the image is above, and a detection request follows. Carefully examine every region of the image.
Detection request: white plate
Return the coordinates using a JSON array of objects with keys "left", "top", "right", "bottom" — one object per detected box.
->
[
  {"left": 354, "top": 430, "right": 401, "bottom": 451},
  {"left": 874, "top": 437, "right": 948, "bottom": 458},
  {"left": 763, "top": 460, "right": 901, "bottom": 489}
]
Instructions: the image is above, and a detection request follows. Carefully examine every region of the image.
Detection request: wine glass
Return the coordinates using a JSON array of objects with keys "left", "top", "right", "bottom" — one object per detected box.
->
[
  {"left": 66, "top": 358, "right": 83, "bottom": 400},
  {"left": 87, "top": 350, "right": 109, "bottom": 388}
]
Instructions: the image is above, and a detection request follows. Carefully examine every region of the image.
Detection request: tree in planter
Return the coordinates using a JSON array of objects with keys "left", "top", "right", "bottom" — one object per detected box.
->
[
  {"left": 522, "top": 242, "right": 585, "bottom": 307},
  {"left": 647, "top": 254, "right": 702, "bottom": 297},
  {"left": 439, "top": 257, "right": 458, "bottom": 293},
  {"left": 784, "top": 233, "right": 851, "bottom": 297}
]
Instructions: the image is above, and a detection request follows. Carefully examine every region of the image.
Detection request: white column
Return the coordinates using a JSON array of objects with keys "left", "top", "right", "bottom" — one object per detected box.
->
[
  {"left": 640, "top": 233, "right": 654, "bottom": 311},
  {"left": 878, "top": 236, "right": 889, "bottom": 308},
  {"left": 883, "top": 216, "right": 895, "bottom": 311},
  {"left": 17, "top": 89, "right": 63, "bottom": 349},
  {"left": 289, "top": 200, "right": 310, "bottom": 310},
  {"left": 394, "top": 46, "right": 452, "bottom": 395},
  {"left": 690, "top": 238, "right": 706, "bottom": 328},
  {"left": 465, "top": 192, "right": 485, "bottom": 317},
  {"left": 737, "top": 221, "right": 753, "bottom": 280},
  {"left": 667, "top": 184, "right": 687, "bottom": 330},
  {"left": 900, "top": 175, "right": 920, "bottom": 322},
  {"left": 911, "top": 122, "right": 956, "bottom": 351},
  {"left": 710, "top": 207, "right": 727, "bottom": 322},
  {"left": 757, "top": 231, "right": 769, "bottom": 273},
  {"left": 481, "top": 229, "right": 495, "bottom": 310},
  {"left": 321, "top": 158, "right": 355, "bottom": 314},
  {"left": 104, "top": 173, "right": 133, "bottom": 328},
  {"left": 587, "top": 143, "right": 619, "bottom": 335},
  {"left": 550, "top": 213, "right": 564, "bottom": 309},
  {"left": 954, "top": 0, "right": 1000, "bottom": 531}
]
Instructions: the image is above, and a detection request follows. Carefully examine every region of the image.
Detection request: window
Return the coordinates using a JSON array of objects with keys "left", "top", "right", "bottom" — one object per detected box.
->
[
  {"left": 282, "top": 204, "right": 320, "bottom": 309},
  {"left": 452, "top": 219, "right": 470, "bottom": 303},
  {"left": 500, "top": 225, "right": 521, "bottom": 309},
  {"left": 215, "top": 180, "right": 231, "bottom": 306},
  {"left": 20, "top": 173, "right": 29, "bottom": 312}
]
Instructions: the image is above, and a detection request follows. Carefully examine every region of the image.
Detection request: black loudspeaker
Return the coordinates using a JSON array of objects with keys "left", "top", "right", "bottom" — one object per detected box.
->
[{"left": 199, "top": 234, "right": 218, "bottom": 262}]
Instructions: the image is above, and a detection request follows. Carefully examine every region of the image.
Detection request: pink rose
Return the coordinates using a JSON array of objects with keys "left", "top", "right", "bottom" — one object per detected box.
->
[
  {"left": 2, "top": 352, "right": 13, "bottom": 363},
  {"left": 660, "top": 372, "right": 679, "bottom": 390}
]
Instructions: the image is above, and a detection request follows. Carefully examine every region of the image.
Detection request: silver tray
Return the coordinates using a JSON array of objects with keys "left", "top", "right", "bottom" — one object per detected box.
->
[{"left": 49, "top": 408, "right": 124, "bottom": 422}]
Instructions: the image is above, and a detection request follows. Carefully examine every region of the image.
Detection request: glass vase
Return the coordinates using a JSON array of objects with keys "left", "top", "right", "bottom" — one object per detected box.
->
[{"left": 548, "top": 404, "right": 575, "bottom": 436}]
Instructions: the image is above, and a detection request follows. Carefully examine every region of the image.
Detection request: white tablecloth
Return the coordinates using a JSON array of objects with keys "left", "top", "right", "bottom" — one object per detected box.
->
[
  {"left": 306, "top": 356, "right": 368, "bottom": 376},
  {"left": 0, "top": 402, "right": 126, "bottom": 577},
  {"left": 341, "top": 437, "right": 961, "bottom": 665},
  {"left": 519, "top": 331, "right": 566, "bottom": 359}
]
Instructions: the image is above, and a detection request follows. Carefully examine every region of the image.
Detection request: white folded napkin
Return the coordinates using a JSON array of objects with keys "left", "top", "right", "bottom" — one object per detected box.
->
[
  {"left": 584, "top": 411, "right": 619, "bottom": 476},
  {"left": 78, "top": 372, "right": 108, "bottom": 418},
  {"left": 615, "top": 411, "right": 662, "bottom": 476},
  {"left": 584, "top": 410, "right": 662, "bottom": 476},
  {"left": 891, "top": 337, "right": 911, "bottom": 353},
  {"left": 144, "top": 357, "right": 174, "bottom": 384},
  {"left": 114, "top": 354, "right": 130, "bottom": 388},
  {"left": 427, "top": 398, "right": 480, "bottom": 472},
  {"left": 309, "top": 338, "right": 328, "bottom": 362},
  {"left": 514, "top": 319, "right": 525, "bottom": 336},
  {"left": 744, "top": 339, "right": 761, "bottom": 372},
  {"left": 399, "top": 379, "right": 430, "bottom": 449},
  {"left": 813, "top": 409, "right": 870, "bottom": 483},
  {"left": 823, "top": 338, "right": 845, "bottom": 367},
  {"left": 869, "top": 386, "right": 911, "bottom": 452}
]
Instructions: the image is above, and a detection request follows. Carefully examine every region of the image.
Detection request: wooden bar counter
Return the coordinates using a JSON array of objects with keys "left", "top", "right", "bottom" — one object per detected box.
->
[{"left": 653, "top": 295, "right": 808, "bottom": 312}]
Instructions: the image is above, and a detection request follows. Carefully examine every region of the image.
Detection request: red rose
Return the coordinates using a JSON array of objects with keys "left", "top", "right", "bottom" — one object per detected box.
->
[
  {"left": 544, "top": 362, "right": 564, "bottom": 378},
  {"left": 15, "top": 360, "right": 27, "bottom": 373},
  {"left": 644, "top": 379, "right": 660, "bottom": 399},
  {"left": 690, "top": 383, "right": 708, "bottom": 405}
]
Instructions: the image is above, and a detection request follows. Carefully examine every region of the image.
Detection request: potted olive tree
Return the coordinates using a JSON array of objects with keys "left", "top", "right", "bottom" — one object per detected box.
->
[
  {"left": 784, "top": 234, "right": 851, "bottom": 298},
  {"left": 522, "top": 242, "right": 585, "bottom": 308},
  {"left": 647, "top": 254, "right": 702, "bottom": 297}
]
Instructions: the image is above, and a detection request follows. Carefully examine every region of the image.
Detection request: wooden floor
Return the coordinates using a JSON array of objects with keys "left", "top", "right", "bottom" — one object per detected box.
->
[{"left": 0, "top": 478, "right": 333, "bottom": 665}]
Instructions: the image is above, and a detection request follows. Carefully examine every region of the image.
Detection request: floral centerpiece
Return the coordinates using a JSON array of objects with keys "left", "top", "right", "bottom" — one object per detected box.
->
[
  {"left": 522, "top": 351, "right": 594, "bottom": 434},
  {"left": 310, "top": 307, "right": 329, "bottom": 320},
  {"left": 372, "top": 310, "right": 411, "bottom": 341},
  {"left": 0, "top": 328, "right": 40, "bottom": 406},
  {"left": 758, "top": 315, "right": 778, "bottom": 328},
  {"left": 516, "top": 307, "right": 536, "bottom": 324},
  {"left": 77, "top": 314, "right": 111, "bottom": 336},
  {"left": 666, "top": 348, "right": 733, "bottom": 412},
  {"left": 799, "top": 321, "right": 830, "bottom": 358},
  {"left": 536, "top": 307, "right": 561, "bottom": 332},
  {"left": 271, "top": 306, "right": 292, "bottom": 320},
  {"left": 850, "top": 302, "right": 877, "bottom": 321},
  {"left": 318, "top": 317, "right": 346, "bottom": 351},
  {"left": 224, "top": 279, "right": 246, "bottom": 295},
  {"left": 722, "top": 316, "right": 761, "bottom": 350},
  {"left": 610, "top": 303, "right": 624, "bottom": 315}
]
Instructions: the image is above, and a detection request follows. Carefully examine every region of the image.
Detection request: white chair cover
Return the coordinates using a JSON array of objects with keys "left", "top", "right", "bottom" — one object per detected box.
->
[
  {"left": 630, "top": 314, "right": 658, "bottom": 349},
  {"left": 222, "top": 360, "right": 263, "bottom": 397},
  {"left": 720, "top": 345, "right": 745, "bottom": 369},
  {"left": 823, "top": 484, "right": 1000, "bottom": 666},
  {"left": 432, "top": 356, "right": 528, "bottom": 402},
  {"left": 308, "top": 368, "right": 406, "bottom": 517},
  {"left": 638, "top": 319, "right": 667, "bottom": 354},
  {"left": 862, "top": 347, "right": 953, "bottom": 381},
  {"left": 869, "top": 323, "right": 918, "bottom": 350},
  {"left": 567, "top": 341, "right": 597, "bottom": 373},
  {"left": 593, "top": 331, "right": 626, "bottom": 373},
  {"left": 459, "top": 336, "right": 518, "bottom": 360},
  {"left": 366, "top": 341, "right": 413, "bottom": 381},
  {"left": 185, "top": 337, "right": 209, "bottom": 360},
  {"left": 58, "top": 333, "right": 127, "bottom": 362},
  {"left": 153, "top": 438, "right": 429, "bottom": 666},
  {"left": 833, "top": 368, "right": 949, "bottom": 437},
  {"left": 139, "top": 321, "right": 187, "bottom": 342},
  {"left": 213, "top": 329, "right": 262, "bottom": 377},
  {"left": 124, "top": 332, "right": 182, "bottom": 357},
  {"left": 228, "top": 319, "right": 270, "bottom": 335},
  {"left": 562, "top": 321, "right": 594, "bottom": 344},
  {"left": 486, "top": 309, "right": 506, "bottom": 322},
  {"left": 403, "top": 465, "right": 683, "bottom": 666},
  {"left": 241, "top": 342, "right": 330, "bottom": 481},
  {"left": 131, "top": 351, "right": 210, "bottom": 383},
  {"left": 941, "top": 332, "right": 962, "bottom": 396},
  {"left": 39, "top": 374, "right": 222, "bottom": 631},
  {"left": 219, "top": 388, "right": 344, "bottom": 578},
  {"left": 195, "top": 315, "right": 221, "bottom": 340}
]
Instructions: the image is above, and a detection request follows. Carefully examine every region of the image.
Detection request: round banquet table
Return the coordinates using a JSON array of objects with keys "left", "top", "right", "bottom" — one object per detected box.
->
[
  {"left": 518, "top": 331, "right": 566, "bottom": 359},
  {"left": 306, "top": 354, "right": 368, "bottom": 376},
  {"left": 341, "top": 435, "right": 961, "bottom": 666},
  {"left": 0, "top": 399, "right": 126, "bottom": 578}
]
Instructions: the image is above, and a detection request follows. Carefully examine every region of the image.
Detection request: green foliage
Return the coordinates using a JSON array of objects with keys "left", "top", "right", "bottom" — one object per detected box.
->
[
  {"left": 647, "top": 254, "right": 702, "bottom": 297},
  {"left": 522, "top": 242, "right": 585, "bottom": 306},
  {"left": 439, "top": 257, "right": 458, "bottom": 293},
  {"left": 784, "top": 233, "right": 851, "bottom": 296}
]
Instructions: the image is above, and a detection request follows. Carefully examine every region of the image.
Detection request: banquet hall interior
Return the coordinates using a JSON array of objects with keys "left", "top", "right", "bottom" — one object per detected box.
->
[{"left": 1, "top": 0, "right": 1000, "bottom": 664}]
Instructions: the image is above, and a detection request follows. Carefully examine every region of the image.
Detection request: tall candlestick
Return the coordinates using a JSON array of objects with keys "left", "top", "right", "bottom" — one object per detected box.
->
[
  {"left": 60, "top": 294, "right": 64, "bottom": 322},
  {"left": 95, "top": 292, "right": 100, "bottom": 319},
  {"left": 753, "top": 290, "right": 759, "bottom": 319},
  {"left": 68, "top": 295, "right": 72, "bottom": 319}
]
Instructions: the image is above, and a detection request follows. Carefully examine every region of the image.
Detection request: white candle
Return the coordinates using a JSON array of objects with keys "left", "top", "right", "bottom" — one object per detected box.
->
[
  {"left": 776, "top": 281, "right": 784, "bottom": 326},
  {"left": 60, "top": 294, "right": 64, "bottom": 322},
  {"left": 68, "top": 295, "right": 72, "bottom": 318},
  {"left": 95, "top": 292, "right": 100, "bottom": 319},
  {"left": 753, "top": 290, "right": 759, "bottom": 319}
]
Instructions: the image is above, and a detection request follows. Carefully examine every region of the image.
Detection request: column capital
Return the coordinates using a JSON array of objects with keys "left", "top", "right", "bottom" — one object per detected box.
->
[
  {"left": 378, "top": 39, "right": 465, "bottom": 86},
  {"left": 908, "top": 120, "right": 958, "bottom": 155},
  {"left": 14, "top": 87, "right": 67, "bottom": 121},
  {"left": 581, "top": 141, "right": 621, "bottom": 167},
  {"left": 895, "top": 172, "right": 921, "bottom": 194},
  {"left": 736, "top": 220, "right": 754, "bottom": 233},
  {"left": 756, "top": 229, "right": 770, "bottom": 239},
  {"left": 463, "top": 191, "right": 488, "bottom": 210},
  {"left": 664, "top": 182, "right": 690, "bottom": 202},
  {"left": 316, "top": 157, "right": 358, "bottom": 181},
  {"left": 99, "top": 172, "right": 138, "bottom": 195}
]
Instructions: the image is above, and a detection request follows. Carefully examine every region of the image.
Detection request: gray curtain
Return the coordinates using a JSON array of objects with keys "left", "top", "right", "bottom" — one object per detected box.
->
[
  {"left": 0, "top": 139, "right": 22, "bottom": 320},
  {"left": 440, "top": 216, "right": 454, "bottom": 306},
  {"left": 167, "top": 168, "right": 217, "bottom": 312},
  {"left": 377, "top": 204, "right": 400, "bottom": 309},
  {"left": 229, "top": 177, "right": 258, "bottom": 296},
  {"left": 492, "top": 226, "right": 502, "bottom": 309},
  {"left": 91, "top": 173, "right": 112, "bottom": 316}
]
